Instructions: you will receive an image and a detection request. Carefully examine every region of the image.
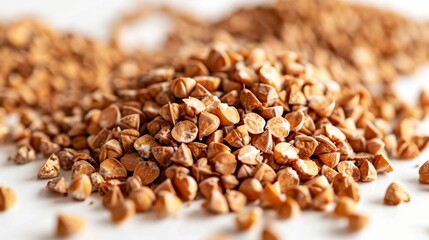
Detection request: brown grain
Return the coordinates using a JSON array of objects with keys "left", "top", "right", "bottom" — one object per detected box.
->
[{"left": 0, "top": 186, "right": 16, "bottom": 211}]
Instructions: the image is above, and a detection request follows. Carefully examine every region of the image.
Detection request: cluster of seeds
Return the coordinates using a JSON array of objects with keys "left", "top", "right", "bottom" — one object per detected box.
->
[
  {"left": 4, "top": 44, "right": 425, "bottom": 235},
  {"left": 0, "top": 20, "right": 128, "bottom": 116},
  {"left": 217, "top": 0, "right": 429, "bottom": 84},
  {"left": 112, "top": 0, "right": 429, "bottom": 153},
  {"left": 1, "top": 0, "right": 429, "bottom": 238}
]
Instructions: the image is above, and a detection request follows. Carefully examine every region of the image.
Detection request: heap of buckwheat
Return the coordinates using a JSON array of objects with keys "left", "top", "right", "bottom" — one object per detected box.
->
[{"left": 1, "top": 0, "right": 429, "bottom": 238}]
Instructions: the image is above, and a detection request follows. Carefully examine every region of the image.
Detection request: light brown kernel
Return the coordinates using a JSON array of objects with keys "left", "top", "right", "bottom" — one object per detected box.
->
[
  {"left": 198, "top": 111, "right": 221, "bottom": 140},
  {"left": 348, "top": 213, "right": 370, "bottom": 232},
  {"left": 277, "top": 167, "right": 300, "bottom": 193},
  {"left": 154, "top": 191, "right": 182, "bottom": 218},
  {"left": 56, "top": 213, "right": 86, "bottom": 237},
  {"left": 171, "top": 120, "right": 198, "bottom": 143},
  {"left": 68, "top": 174, "right": 92, "bottom": 201},
  {"left": 225, "top": 190, "right": 247, "bottom": 212},
  {"left": 292, "top": 159, "right": 319, "bottom": 180},
  {"left": 214, "top": 104, "right": 240, "bottom": 126},
  {"left": 110, "top": 199, "right": 135, "bottom": 224},
  {"left": 0, "top": 186, "right": 16, "bottom": 211},
  {"left": 333, "top": 196, "right": 356, "bottom": 217},
  {"left": 170, "top": 77, "right": 197, "bottom": 98},
  {"left": 238, "top": 178, "right": 263, "bottom": 201},
  {"left": 235, "top": 207, "right": 262, "bottom": 231},
  {"left": 47, "top": 177, "right": 68, "bottom": 195},
  {"left": 129, "top": 186, "right": 156, "bottom": 212},
  {"left": 285, "top": 185, "right": 312, "bottom": 209},
  {"left": 278, "top": 197, "right": 301, "bottom": 219},
  {"left": 243, "top": 113, "right": 266, "bottom": 134},
  {"left": 419, "top": 160, "right": 429, "bottom": 184},
  {"left": 273, "top": 142, "right": 299, "bottom": 165},
  {"left": 360, "top": 160, "right": 377, "bottom": 182},
  {"left": 202, "top": 190, "right": 229, "bottom": 214},
  {"left": 173, "top": 175, "right": 198, "bottom": 201},
  {"left": 133, "top": 161, "right": 160, "bottom": 185},
  {"left": 38, "top": 154, "right": 60, "bottom": 179},
  {"left": 99, "top": 158, "right": 127, "bottom": 180},
  {"left": 336, "top": 161, "right": 360, "bottom": 181},
  {"left": 384, "top": 182, "right": 410, "bottom": 206}
]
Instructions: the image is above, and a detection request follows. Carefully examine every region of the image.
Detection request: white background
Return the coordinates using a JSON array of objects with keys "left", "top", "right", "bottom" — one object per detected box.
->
[{"left": 1, "top": 1, "right": 429, "bottom": 239}]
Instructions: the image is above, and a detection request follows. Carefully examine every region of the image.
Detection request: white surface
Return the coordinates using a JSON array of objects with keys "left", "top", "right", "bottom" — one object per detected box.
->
[{"left": 1, "top": 1, "right": 429, "bottom": 240}]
